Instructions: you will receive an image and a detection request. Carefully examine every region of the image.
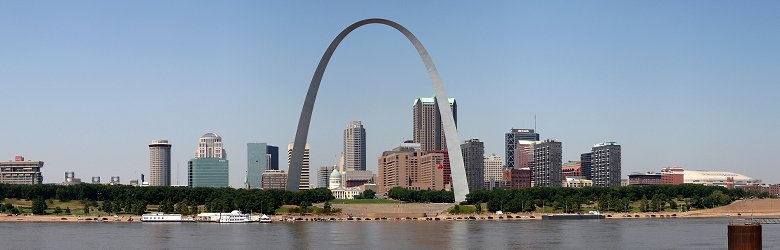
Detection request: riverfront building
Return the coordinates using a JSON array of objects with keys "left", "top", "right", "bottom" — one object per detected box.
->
[
  {"left": 562, "top": 161, "right": 583, "bottom": 178},
  {"left": 247, "top": 143, "right": 279, "bottom": 189},
  {"left": 533, "top": 139, "right": 562, "bottom": 187},
  {"left": 343, "top": 121, "right": 367, "bottom": 171},
  {"left": 287, "top": 143, "right": 311, "bottom": 190},
  {"left": 261, "top": 170, "right": 288, "bottom": 190},
  {"left": 0, "top": 156, "right": 43, "bottom": 185},
  {"left": 376, "top": 143, "right": 450, "bottom": 193},
  {"left": 188, "top": 158, "right": 229, "bottom": 187},
  {"left": 502, "top": 168, "right": 532, "bottom": 188},
  {"left": 483, "top": 154, "right": 503, "bottom": 189},
  {"left": 628, "top": 172, "right": 662, "bottom": 186},
  {"left": 505, "top": 128, "right": 539, "bottom": 169},
  {"left": 591, "top": 142, "right": 621, "bottom": 187},
  {"left": 580, "top": 152, "right": 593, "bottom": 180},
  {"left": 148, "top": 140, "right": 172, "bottom": 186},
  {"left": 413, "top": 96, "right": 456, "bottom": 151},
  {"left": 461, "top": 139, "right": 485, "bottom": 192}
]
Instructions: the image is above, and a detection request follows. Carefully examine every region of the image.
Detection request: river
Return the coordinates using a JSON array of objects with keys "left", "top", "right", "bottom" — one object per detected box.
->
[{"left": 1, "top": 218, "right": 777, "bottom": 249}]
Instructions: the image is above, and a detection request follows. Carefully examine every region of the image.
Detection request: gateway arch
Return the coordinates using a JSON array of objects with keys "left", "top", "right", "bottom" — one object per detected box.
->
[{"left": 288, "top": 18, "right": 470, "bottom": 202}]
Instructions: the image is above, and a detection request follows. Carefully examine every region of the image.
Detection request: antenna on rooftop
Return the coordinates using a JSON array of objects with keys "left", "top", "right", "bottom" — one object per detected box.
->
[{"left": 534, "top": 114, "right": 537, "bottom": 131}]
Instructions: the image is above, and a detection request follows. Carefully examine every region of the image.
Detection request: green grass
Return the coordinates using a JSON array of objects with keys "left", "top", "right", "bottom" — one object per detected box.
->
[{"left": 330, "top": 199, "right": 400, "bottom": 204}]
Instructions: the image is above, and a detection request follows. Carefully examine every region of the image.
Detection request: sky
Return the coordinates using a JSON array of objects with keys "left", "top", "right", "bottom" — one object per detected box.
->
[{"left": 1, "top": 1, "right": 779, "bottom": 187}]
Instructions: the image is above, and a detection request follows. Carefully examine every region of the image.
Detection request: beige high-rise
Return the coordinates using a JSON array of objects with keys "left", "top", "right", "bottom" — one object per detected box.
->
[
  {"left": 287, "top": 143, "right": 311, "bottom": 190},
  {"left": 149, "top": 140, "right": 172, "bottom": 186}
]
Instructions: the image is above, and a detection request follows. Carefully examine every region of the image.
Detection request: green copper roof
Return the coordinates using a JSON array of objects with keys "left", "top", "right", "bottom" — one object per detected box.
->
[{"left": 413, "top": 95, "right": 456, "bottom": 106}]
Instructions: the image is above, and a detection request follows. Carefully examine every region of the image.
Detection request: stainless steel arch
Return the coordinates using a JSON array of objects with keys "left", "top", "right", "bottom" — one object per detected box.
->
[{"left": 288, "top": 18, "right": 470, "bottom": 202}]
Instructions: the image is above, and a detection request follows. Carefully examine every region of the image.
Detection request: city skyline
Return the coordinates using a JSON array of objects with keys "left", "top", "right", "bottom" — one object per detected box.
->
[{"left": 3, "top": 1, "right": 780, "bottom": 187}]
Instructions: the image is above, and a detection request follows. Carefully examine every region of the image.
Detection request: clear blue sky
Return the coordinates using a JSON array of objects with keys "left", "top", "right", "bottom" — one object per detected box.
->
[{"left": 2, "top": 1, "right": 779, "bottom": 187}]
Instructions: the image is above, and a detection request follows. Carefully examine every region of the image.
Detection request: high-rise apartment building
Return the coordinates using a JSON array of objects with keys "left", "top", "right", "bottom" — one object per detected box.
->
[
  {"left": 0, "top": 156, "right": 43, "bottom": 185},
  {"left": 413, "top": 96, "right": 456, "bottom": 151},
  {"left": 287, "top": 143, "right": 311, "bottom": 190},
  {"left": 149, "top": 140, "right": 172, "bottom": 186},
  {"left": 591, "top": 142, "right": 621, "bottom": 187},
  {"left": 318, "top": 165, "right": 336, "bottom": 188},
  {"left": 483, "top": 154, "right": 503, "bottom": 189},
  {"left": 196, "top": 133, "right": 226, "bottom": 159},
  {"left": 580, "top": 152, "right": 593, "bottom": 180},
  {"left": 247, "top": 143, "right": 279, "bottom": 189},
  {"left": 460, "top": 139, "right": 484, "bottom": 192},
  {"left": 343, "top": 121, "right": 366, "bottom": 171},
  {"left": 505, "top": 128, "right": 539, "bottom": 169},
  {"left": 533, "top": 139, "right": 562, "bottom": 187}
]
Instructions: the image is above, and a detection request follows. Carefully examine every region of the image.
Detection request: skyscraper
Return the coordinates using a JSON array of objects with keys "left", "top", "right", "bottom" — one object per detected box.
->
[
  {"left": 580, "top": 152, "right": 593, "bottom": 180},
  {"left": 483, "top": 154, "right": 503, "bottom": 189},
  {"left": 188, "top": 158, "right": 229, "bottom": 187},
  {"left": 413, "top": 96, "right": 456, "bottom": 151},
  {"left": 148, "top": 140, "right": 172, "bottom": 186},
  {"left": 343, "top": 121, "right": 366, "bottom": 171},
  {"left": 514, "top": 140, "right": 536, "bottom": 170},
  {"left": 591, "top": 142, "right": 621, "bottom": 187},
  {"left": 196, "top": 133, "right": 226, "bottom": 159},
  {"left": 505, "top": 128, "right": 539, "bottom": 169},
  {"left": 460, "top": 139, "right": 484, "bottom": 192},
  {"left": 189, "top": 133, "right": 229, "bottom": 187},
  {"left": 288, "top": 143, "right": 311, "bottom": 190},
  {"left": 533, "top": 139, "right": 562, "bottom": 187},
  {"left": 247, "top": 143, "right": 279, "bottom": 189},
  {"left": 318, "top": 165, "right": 336, "bottom": 188}
]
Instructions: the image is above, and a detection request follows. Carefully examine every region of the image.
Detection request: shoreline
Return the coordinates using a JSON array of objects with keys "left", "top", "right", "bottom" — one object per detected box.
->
[{"left": 2, "top": 211, "right": 778, "bottom": 223}]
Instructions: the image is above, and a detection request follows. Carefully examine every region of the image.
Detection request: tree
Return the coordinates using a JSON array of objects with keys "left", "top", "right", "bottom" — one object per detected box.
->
[
  {"left": 102, "top": 201, "right": 114, "bottom": 215},
  {"left": 160, "top": 200, "right": 174, "bottom": 214},
  {"left": 32, "top": 198, "right": 47, "bottom": 215},
  {"left": 323, "top": 201, "right": 332, "bottom": 215},
  {"left": 65, "top": 207, "right": 72, "bottom": 215},
  {"left": 83, "top": 203, "right": 91, "bottom": 215},
  {"left": 54, "top": 206, "right": 63, "bottom": 215},
  {"left": 639, "top": 196, "right": 649, "bottom": 212},
  {"left": 475, "top": 202, "right": 482, "bottom": 214},
  {"left": 361, "top": 190, "right": 376, "bottom": 199}
]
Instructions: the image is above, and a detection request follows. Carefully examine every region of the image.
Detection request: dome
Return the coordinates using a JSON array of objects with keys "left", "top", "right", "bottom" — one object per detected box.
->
[
  {"left": 330, "top": 169, "right": 341, "bottom": 178},
  {"left": 200, "top": 133, "right": 220, "bottom": 139}
]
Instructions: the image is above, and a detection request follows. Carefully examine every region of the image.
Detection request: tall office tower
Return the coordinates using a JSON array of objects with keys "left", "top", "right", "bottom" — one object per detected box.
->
[
  {"left": 591, "top": 142, "right": 621, "bottom": 187},
  {"left": 533, "top": 139, "right": 562, "bottom": 187},
  {"left": 505, "top": 128, "right": 539, "bottom": 169},
  {"left": 247, "top": 143, "right": 280, "bottom": 189},
  {"left": 514, "top": 141, "right": 536, "bottom": 170},
  {"left": 189, "top": 133, "right": 229, "bottom": 187},
  {"left": 318, "top": 166, "right": 336, "bottom": 188},
  {"left": 413, "top": 96, "right": 456, "bottom": 151},
  {"left": 287, "top": 143, "right": 311, "bottom": 190},
  {"left": 149, "top": 140, "right": 172, "bottom": 186},
  {"left": 483, "top": 154, "right": 503, "bottom": 189},
  {"left": 188, "top": 158, "right": 229, "bottom": 187},
  {"left": 460, "top": 139, "right": 485, "bottom": 192},
  {"left": 196, "top": 133, "right": 226, "bottom": 159},
  {"left": 0, "top": 156, "right": 43, "bottom": 185},
  {"left": 343, "top": 121, "right": 367, "bottom": 171},
  {"left": 580, "top": 152, "right": 593, "bottom": 180}
]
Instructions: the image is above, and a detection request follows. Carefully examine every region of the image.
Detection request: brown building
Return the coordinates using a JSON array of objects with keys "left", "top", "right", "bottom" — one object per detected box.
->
[
  {"left": 0, "top": 156, "right": 44, "bottom": 185},
  {"left": 502, "top": 168, "right": 532, "bottom": 188},
  {"left": 628, "top": 172, "right": 662, "bottom": 186},
  {"left": 661, "top": 167, "right": 685, "bottom": 185},
  {"left": 261, "top": 170, "right": 287, "bottom": 190},
  {"left": 413, "top": 97, "right": 456, "bottom": 151},
  {"left": 377, "top": 144, "right": 451, "bottom": 194}
]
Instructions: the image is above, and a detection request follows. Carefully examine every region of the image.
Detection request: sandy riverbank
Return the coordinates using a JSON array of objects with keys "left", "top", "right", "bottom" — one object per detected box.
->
[{"left": 2, "top": 199, "right": 777, "bottom": 223}]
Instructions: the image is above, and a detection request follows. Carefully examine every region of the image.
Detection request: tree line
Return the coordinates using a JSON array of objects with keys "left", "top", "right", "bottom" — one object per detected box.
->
[
  {"left": 465, "top": 184, "right": 764, "bottom": 213},
  {"left": 0, "top": 184, "right": 334, "bottom": 215}
]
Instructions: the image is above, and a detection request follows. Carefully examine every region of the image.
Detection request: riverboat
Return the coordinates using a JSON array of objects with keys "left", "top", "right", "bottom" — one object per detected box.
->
[
  {"left": 141, "top": 213, "right": 194, "bottom": 222},
  {"left": 259, "top": 214, "right": 272, "bottom": 223},
  {"left": 542, "top": 211, "right": 606, "bottom": 220}
]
